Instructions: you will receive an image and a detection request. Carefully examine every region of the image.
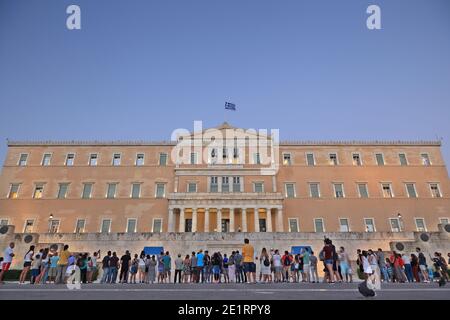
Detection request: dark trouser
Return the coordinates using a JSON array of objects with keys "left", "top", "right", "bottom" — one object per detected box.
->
[
  {"left": 235, "top": 265, "right": 243, "bottom": 283},
  {"left": 174, "top": 269, "right": 182, "bottom": 283},
  {"left": 120, "top": 266, "right": 129, "bottom": 283},
  {"left": 80, "top": 268, "right": 87, "bottom": 283}
]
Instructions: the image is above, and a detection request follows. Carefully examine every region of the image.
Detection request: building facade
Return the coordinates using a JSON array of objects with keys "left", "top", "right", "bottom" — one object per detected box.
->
[{"left": 0, "top": 122, "right": 449, "bottom": 268}]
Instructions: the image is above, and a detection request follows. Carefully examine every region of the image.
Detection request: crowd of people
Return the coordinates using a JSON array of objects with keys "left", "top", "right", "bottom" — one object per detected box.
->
[{"left": 1, "top": 238, "right": 449, "bottom": 286}]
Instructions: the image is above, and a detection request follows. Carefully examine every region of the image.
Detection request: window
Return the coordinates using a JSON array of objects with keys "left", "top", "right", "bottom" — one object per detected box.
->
[
  {"left": 283, "top": 153, "right": 292, "bottom": 165},
  {"left": 75, "top": 219, "right": 85, "bottom": 233},
  {"left": 190, "top": 153, "right": 197, "bottom": 165},
  {"left": 222, "top": 177, "right": 230, "bottom": 193},
  {"left": 8, "top": 184, "right": 20, "bottom": 199},
  {"left": 364, "top": 218, "right": 375, "bottom": 232},
  {"left": 333, "top": 183, "right": 344, "bottom": 198},
  {"left": 101, "top": 219, "right": 111, "bottom": 233},
  {"left": 23, "top": 219, "right": 34, "bottom": 233},
  {"left": 159, "top": 153, "right": 168, "bottom": 166},
  {"left": 33, "top": 184, "right": 44, "bottom": 199},
  {"left": 399, "top": 153, "right": 408, "bottom": 166},
  {"left": 18, "top": 154, "right": 28, "bottom": 166},
  {"left": 259, "top": 219, "right": 267, "bottom": 232},
  {"left": 430, "top": 183, "right": 442, "bottom": 198},
  {"left": 155, "top": 183, "right": 165, "bottom": 198},
  {"left": 329, "top": 153, "right": 338, "bottom": 165},
  {"left": 233, "top": 147, "right": 239, "bottom": 162},
  {"left": 57, "top": 183, "right": 69, "bottom": 199},
  {"left": 89, "top": 154, "right": 98, "bottom": 166},
  {"left": 352, "top": 153, "right": 362, "bottom": 166},
  {"left": 42, "top": 153, "right": 52, "bottom": 166},
  {"left": 415, "top": 218, "right": 426, "bottom": 232},
  {"left": 232, "top": 177, "right": 241, "bottom": 192},
  {"left": 112, "top": 154, "right": 121, "bottom": 166},
  {"left": 314, "top": 218, "right": 324, "bottom": 232},
  {"left": 288, "top": 218, "right": 299, "bottom": 232},
  {"left": 390, "top": 218, "right": 401, "bottom": 232},
  {"left": 187, "top": 183, "right": 197, "bottom": 193},
  {"left": 210, "top": 177, "right": 218, "bottom": 193},
  {"left": 285, "top": 183, "right": 296, "bottom": 198},
  {"left": 358, "top": 183, "right": 369, "bottom": 198},
  {"left": 309, "top": 183, "right": 320, "bottom": 198},
  {"left": 421, "top": 153, "right": 431, "bottom": 166},
  {"left": 405, "top": 183, "right": 417, "bottom": 198},
  {"left": 382, "top": 183, "right": 394, "bottom": 198},
  {"left": 253, "top": 153, "right": 261, "bottom": 164},
  {"left": 210, "top": 148, "right": 217, "bottom": 164},
  {"left": 339, "top": 218, "right": 350, "bottom": 232},
  {"left": 136, "top": 154, "right": 145, "bottom": 166},
  {"left": 254, "top": 182, "right": 264, "bottom": 193},
  {"left": 127, "top": 219, "right": 137, "bottom": 233},
  {"left": 82, "top": 183, "right": 93, "bottom": 199},
  {"left": 222, "top": 148, "right": 228, "bottom": 160},
  {"left": 65, "top": 153, "right": 75, "bottom": 166},
  {"left": 106, "top": 183, "right": 117, "bottom": 199},
  {"left": 306, "top": 153, "right": 315, "bottom": 166},
  {"left": 131, "top": 183, "right": 141, "bottom": 198},
  {"left": 152, "top": 218, "right": 162, "bottom": 233},
  {"left": 439, "top": 218, "right": 449, "bottom": 225},
  {"left": 375, "top": 153, "right": 384, "bottom": 166},
  {"left": 0, "top": 219, "right": 8, "bottom": 226},
  {"left": 49, "top": 220, "right": 60, "bottom": 233},
  {"left": 185, "top": 219, "right": 193, "bottom": 232}
]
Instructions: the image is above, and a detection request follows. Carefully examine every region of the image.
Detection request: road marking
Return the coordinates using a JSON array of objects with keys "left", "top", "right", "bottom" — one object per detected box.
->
[{"left": 0, "top": 288, "right": 449, "bottom": 292}]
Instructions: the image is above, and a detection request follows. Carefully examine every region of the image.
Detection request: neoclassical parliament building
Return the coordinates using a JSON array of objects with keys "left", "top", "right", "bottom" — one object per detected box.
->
[{"left": 0, "top": 123, "right": 449, "bottom": 265}]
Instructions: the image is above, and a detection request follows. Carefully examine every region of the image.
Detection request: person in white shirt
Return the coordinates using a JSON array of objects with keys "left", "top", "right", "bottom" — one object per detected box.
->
[
  {"left": 0, "top": 242, "right": 15, "bottom": 283},
  {"left": 368, "top": 249, "right": 381, "bottom": 290},
  {"left": 272, "top": 250, "right": 282, "bottom": 283}
]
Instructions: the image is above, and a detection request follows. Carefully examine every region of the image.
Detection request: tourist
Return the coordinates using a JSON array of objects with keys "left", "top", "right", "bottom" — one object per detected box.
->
[
  {"left": 416, "top": 247, "right": 430, "bottom": 282},
  {"left": 119, "top": 250, "right": 131, "bottom": 284},
  {"left": 234, "top": 250, "right": 243, "bottom": 283},
  {"left": 108, "top": 252, "right": 119, "bottom": 283},
  {"left": 138, "top": 253, "right": 146, "bottom": 283},
  {"left": 309, "top": 251, "right": 319, "bottom": 283},
  {"left": 129, "top": 254, "right": 139, "bottom": 284},
  {"left": 260, "top": 248, "right": 271, "bottom": 283},
  {"left": 147, "top": 255, "right": 157, "bottom": 284},
  {"left": 55, "top": 245, "right": 70, "bottom": 284},
  {"left": 163, "top": 251, "right": 172, "bottom": 283},
  {"left": 242, "top": 238, "right": 256, "bottom": 284},
  {"left": 228, "top": 251, "right": 235, "bottom": 283},
  {"left": 281, "top": 251, "right": 291, "bottom": 282},
  {"left": 174, "top": 254, "right": 183, "bottom": 284},
  {"left": 368, "top": 249, "right": 380, "bottom": 289},
  {"left": 196, "top": 250, "right": 204, "bottom": 283},
  {"left": 338, "top": 247, "right": 352, "bottom": 283},
  {"left": 190, "top": 251, "right": 198, "bottom": 283},
  {"left": 222, "top": 253, "right": 229, "bottom": 283},
  {"left": 48, "top": 252, "right": 59, "bottom": 284},
  {"left": 203, "top": 251, "right": 211, "bottom": 283},
  {"left": 157, "top": 252, "right": 165, "bottom": 283},
  {"left": 182, "top": 254, "right": 191, "bottom": 283},
  {"left": 211, "top": 252, "right": 221, "bottom": 283},
  {"left": 272, "top": 249, "right": 282, "bottom": 283},
  {"left": 291, "top": 254, "right": 299, "bottom": 282},
  {"left": 88, "top": 251, "right": 99, "bottom": 283},
  {"left": 35, "top": 248, "right": 49, "bottom": 284},
  {"left": 30, "top": 253, "right": 42, "bottom": 284},
  {"left": 0, "top": 242, "right": 15, "bottom": 284},
  {"left": 79, "top": 253, "right": 88, "bottom": 284},
  {"left": 322, "top": 239, "right": 335, "bottom": 283},
  {"left": 411, "top": 253, "right": 420, "bottom": 282},
  {"left": 377, "top": 249, "right": 389, "bottom": 282},
  {"left": 300, "top": 248, "right": 310, "bottom": 283},
  {"left": 100, "top": 251, "right": 111, "bottom": 284},
  {"left": 385, "top": 258, "right": 394, "bottom": 282},
  {"left": 402, "top": 252, "right": 413, "bottom": 282},
  {"left": 19, "top": 245, "right": 35, "bottom": 284}
]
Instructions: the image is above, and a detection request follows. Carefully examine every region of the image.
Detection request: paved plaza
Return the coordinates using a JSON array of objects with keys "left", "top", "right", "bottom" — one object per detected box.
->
[{"left": 0, "top": 282, "right": 449, "bottom": 300}]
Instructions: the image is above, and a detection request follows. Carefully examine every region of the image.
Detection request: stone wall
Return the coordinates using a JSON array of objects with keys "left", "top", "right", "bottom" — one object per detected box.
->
[{"left": 1, "top": 224, "right": 449, "bottom": 270}]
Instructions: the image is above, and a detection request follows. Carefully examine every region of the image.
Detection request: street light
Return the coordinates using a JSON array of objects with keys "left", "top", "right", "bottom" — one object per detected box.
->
[
  {"left": 397, "top": 213, "right": 403, "bottom": 232},
  {"left": 48, "top": 214, "right": 54, "bottom": 233}
]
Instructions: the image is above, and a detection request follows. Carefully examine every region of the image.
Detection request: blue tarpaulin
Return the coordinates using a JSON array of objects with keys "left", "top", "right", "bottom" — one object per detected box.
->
[
  {"left": 291, "top": 246, "right": 313, "bottom": 254},
  {"left": 143, "top": 246, "right": 164, "bottom": 255}
]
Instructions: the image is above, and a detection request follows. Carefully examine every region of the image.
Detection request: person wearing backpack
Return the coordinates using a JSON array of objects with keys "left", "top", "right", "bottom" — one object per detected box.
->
[
  {"left": 260, "top": 248, "right": 271, "bottom": 283},
  {"left": 322, "top": 238, "right": 335, "bottom": 283},
  {"left": 281, "top": 251, "right": 292, "bottom": 283}
]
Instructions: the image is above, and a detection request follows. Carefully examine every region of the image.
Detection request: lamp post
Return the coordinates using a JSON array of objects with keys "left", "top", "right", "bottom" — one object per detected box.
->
[
  {"left": 48, "top": 214, "right": 54, "bottom": 233},
  {"left": 397, "top": 213, "right": 403, "bottom": 232}
]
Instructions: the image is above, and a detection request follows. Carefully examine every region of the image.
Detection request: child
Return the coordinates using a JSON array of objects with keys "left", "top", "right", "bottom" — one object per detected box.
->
[{"left": 31, "top": 254, "right": 42, "bottom": 284}]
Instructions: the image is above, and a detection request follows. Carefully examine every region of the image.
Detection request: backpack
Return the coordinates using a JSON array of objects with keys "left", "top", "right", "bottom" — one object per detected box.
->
[
  {"left": 263, "top": 257, "right": 270, "bottom": 267},
  {"left": 358, "top": 280, "right": 375, "bottom": 297},
  {"left": 283, "top": 256, "right": 291, "bottom": 266}
]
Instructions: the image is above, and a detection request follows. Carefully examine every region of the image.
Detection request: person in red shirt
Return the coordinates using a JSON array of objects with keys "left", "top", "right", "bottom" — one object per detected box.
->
[{"left": 281, "top": 251, "right": 292, "bottom": 283}]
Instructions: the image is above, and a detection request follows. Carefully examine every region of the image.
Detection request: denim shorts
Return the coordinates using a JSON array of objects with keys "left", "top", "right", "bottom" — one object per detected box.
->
[
  {"left": 324, "top": 259, "right": 333, "bottom": 265},
  {"left": 244, "top": 262, "right": 256, "bottom": 273}
]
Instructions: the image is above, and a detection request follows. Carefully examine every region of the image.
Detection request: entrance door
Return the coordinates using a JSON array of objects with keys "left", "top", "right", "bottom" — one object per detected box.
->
[
  {"left": 221, "top": 219, "right": 230, "bottom": 232},
  {"left": 259, "top": 218, "right": 267, "bottom": 232},
  {"left": 185, "top": 219, "right": 192, "bottom": 232}
]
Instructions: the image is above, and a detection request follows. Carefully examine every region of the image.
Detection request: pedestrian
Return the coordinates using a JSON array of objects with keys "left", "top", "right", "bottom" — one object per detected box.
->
[
  {"left": 129, "top": 253, "right": 139, "bottom": 284},
  {"left": 100, "top": 251, "right": 111, "bottom": 283},
  {"left": 163, "top": 251, "right": 172, "bottom": 283},
  {"left": 174, "top": 254, "right": 183, "bottom": 284},
  {"left": 30, "top": 253, "right": 42, "bottom": 284},
  {"left": 0, "top": 242, "right": 15, "bottom": 284},
  {"left": 416, "top": 247, "right": 430, "bottom": 283},
  {"left": 119, "top": 250, "right": 131, "bottom": 283},
  {"left": 147, "top": 255, "right": 157, "bottom": 284},
  {"left": 138, "top": 253, "right": 146, "bottom": 283},
  {"left": 411, "top": 253, "right": 420, "bottom": 282},
  {"left": 79, "top": 253, "right": 88, "bottom": 284},
  {"left": 222, "top": 253, "right": 229, "bottom": 283},
  {"left": 211, "top": 252, "right": 221, "bottom": 283},
  {"left": 109, "top": 252, "right": 119, "bottom": 283},
  {"left": 309, "top": 251, "right": 319, "bottom": 283},
  {"left": 402, "top": 252, "right": 414, "bottom": 282},
  {"left": 88, "top": 251, "right": 99, "bottom": 283},
  {"left": 35, "top": 248, "right": 49, "bottom": 284},
  {"left": 368, "top": 249, "right": 381, "bottom": 289},
  {"left": 196, "top": 250, "right": 204, "bottom": 283},
  {"left": 300, "top": 248, "right": 311, "bottom": 283},
  {"left": 242, "top": 238, "right": 256, "bottom": 284},
  {"left": 190, "top": 251, "right": 198, "bottom": 283},
  {"left": 322, "top": 239, "right": 335, "bottom": 283},
  {"left": 260, "top": 248, "right": 271, "bottom": 283},
  {"left": 390, "top": 251, "right": 405, "bottom": 283},
  {"left": 272, "top": 249, "right": 282, "bottom": 283},
  {"left": 19, "top": 245, "right": 35, "bottom": 284},
  {"left": 157, "top": 252, "right": 165, "bottom": 283},
  {"left": 47, "top": 252, "right": 59, "bottom": 284},
  {"left": 55, "top": 245, "right": 71, "bottom": 284},
  {"left": 377, "top": 249, "right": 389, "bottom": 282},
  {"left": 182, "top": 254, "right": 191, "bottom": 283},
  {"left": 228, "top": 251, "right": 236, "bottom": 283},
  {"left": 338, "top": 247, "right": 352, "bottom": 283},
  {"left": 234, "top": 250, "right": 243, "bottom": 283},
  {"left": 203, "top": 251, "right": 211, "bottom": 283}
]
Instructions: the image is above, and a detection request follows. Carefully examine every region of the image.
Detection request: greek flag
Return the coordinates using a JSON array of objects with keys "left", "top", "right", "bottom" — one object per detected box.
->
[{"left": 224, "top": 102, "right": 236, "bottom": 111}]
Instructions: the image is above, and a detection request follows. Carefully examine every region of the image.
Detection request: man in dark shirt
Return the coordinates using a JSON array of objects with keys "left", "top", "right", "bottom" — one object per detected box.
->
[
  {"left": 416, "top": 247, "right": 430, "bottom": 282},
  {"left": 119, "top": 250, "right": 131, "bottom": 284},
  {"left": 100, "top": 251, "right": 111, "bottom": 283},
  {"left": 108, "top": 252, "right": 119, "bottom": 283}
]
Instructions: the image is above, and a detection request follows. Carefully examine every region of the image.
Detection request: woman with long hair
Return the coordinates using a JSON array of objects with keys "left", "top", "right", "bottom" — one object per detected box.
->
[
  {"left": 138, "top": 253, "right": 146, "bottom": 284},
  {"left": 19, "top": 245, "right": 35, "bottom": 284},
  {"left": 35, "top": 248, "right": 49, "bottom": 284},
  {"left": 259, "top": 248, "right": 271, "bottom": 283}
]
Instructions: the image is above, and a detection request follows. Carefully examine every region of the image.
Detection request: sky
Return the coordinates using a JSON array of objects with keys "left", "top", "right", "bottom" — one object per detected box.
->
[{"left": 0, "top": 0, "right": 449, "bottom": 167}]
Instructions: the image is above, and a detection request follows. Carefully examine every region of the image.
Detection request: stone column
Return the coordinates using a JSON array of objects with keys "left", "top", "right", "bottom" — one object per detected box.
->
[
  {"left": 216, "top": 208, "right": 222, "bottom": 232},
  {"left": 266, "top": 208, "right": 273, "bottom": 232},
  {"left": 204, "top": 208, "right": 210, "bottom": 232},
  {"left": 168, "top": 207, "right": 175, "bottom": 232},
  {"left": 276, "top": 207, "right": 284, "bottom": 232},
  {"left": 241, "top": 208, "right": 247, "bottom": 232},
  {"left": 192, "top": 208, "right": 198, "bottom": 232},
  {"left": 254, "top": 208, "right": 260, "bottom": 232},
  {"left": 229, "top": 208, "right": 235, "bottom": 232},
  {"left": 179, "top": 208, "right": 185, "bottom": 233}
]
